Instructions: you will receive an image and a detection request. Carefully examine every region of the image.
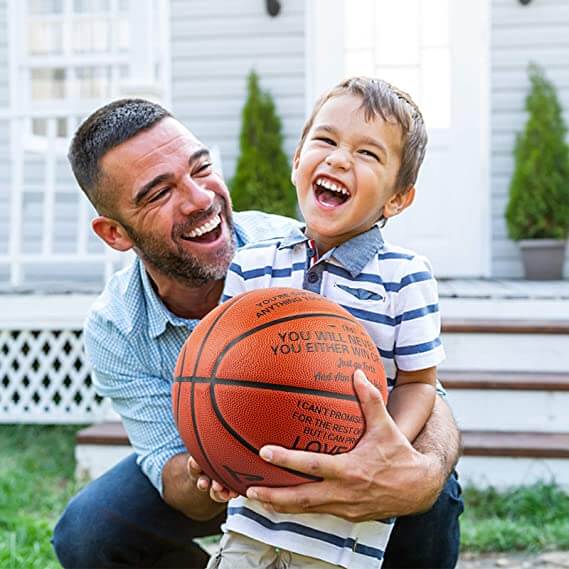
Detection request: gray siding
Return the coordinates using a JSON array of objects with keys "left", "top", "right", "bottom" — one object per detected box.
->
[
  {"left": 170, "top": 0, "right": 306, "bottom": 182},
  {"left": 491, "top": 0, "right": 569, "bottom": 277},
  {"left": 0, "top": 0, "right": 10, "bottom": 280}
]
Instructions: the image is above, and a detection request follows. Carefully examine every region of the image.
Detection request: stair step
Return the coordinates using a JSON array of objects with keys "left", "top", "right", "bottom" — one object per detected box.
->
[
  {"left": 76, "top": 423, "right": 569, "bottom": 459},
  {"left": 440, "top": 370, "right": 569, "bottom": 391},
  {"left": 442, "top": 318, "right": 569, "bottom": 335}
]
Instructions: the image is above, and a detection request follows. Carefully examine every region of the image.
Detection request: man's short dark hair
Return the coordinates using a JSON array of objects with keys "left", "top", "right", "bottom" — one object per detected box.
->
[{"left": 68, "top": 98, "right": 171, "bottom": 215}]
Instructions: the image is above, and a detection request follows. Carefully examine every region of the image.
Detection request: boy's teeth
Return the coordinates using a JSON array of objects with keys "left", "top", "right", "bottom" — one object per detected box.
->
[
  {"left": 315, "top": 177, "right": 350, "bottom": 196},
  {"left": 186, "top": 214, "right": 221, "bottom": 238}
]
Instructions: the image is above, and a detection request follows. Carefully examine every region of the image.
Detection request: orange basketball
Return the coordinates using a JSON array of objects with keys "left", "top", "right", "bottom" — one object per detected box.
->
[{"left": 172, "top": 287, "right": 387, "bottom": 495}]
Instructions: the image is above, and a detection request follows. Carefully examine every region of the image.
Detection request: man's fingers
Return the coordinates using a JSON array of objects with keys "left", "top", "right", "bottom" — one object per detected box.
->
[
  {"left": 258, "top": 445, "right": 340, "bottom": 479},
  {"left": 353, "top": 369, "right": 395, "bottom": 436}
]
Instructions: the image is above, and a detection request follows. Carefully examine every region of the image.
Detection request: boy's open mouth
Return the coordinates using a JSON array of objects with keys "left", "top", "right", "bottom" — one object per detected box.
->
[
  {"left": 180, "top": 214, "right": 222, "bottom": 243},
  {"left": 313, "top": 177, "right": 351, "bottom": 207}
]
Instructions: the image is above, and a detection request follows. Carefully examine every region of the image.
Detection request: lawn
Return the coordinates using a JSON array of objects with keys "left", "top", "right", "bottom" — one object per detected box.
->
[{"left": 1, "top": 425, "right": 569, "bottom": 568}]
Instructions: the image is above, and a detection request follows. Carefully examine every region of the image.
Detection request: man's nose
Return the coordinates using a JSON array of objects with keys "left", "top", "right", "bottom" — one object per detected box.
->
[
  {"left": 325, "top": 147, "right": 352, "bottom": 170},
  {"left": 178, "top": 175, "right": 215, "bottom": 214}
]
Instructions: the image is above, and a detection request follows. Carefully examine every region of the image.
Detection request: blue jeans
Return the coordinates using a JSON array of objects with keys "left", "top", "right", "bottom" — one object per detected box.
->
[{"left": 53, "top": 454, "right": 463, "bottom": 568}]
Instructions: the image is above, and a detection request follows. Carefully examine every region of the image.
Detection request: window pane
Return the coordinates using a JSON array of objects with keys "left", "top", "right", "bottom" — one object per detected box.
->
[
  {"left": 76, "top": 67, "right": 111, "bottom": 98},
  {"left": 420, "top": 48, "right": 451, "bottom": 128},
  {"left": 116, "top": 15, "right": 129, "bottom": 52},
  {"left": 28, "top": 0, "right": 63, "bottom": 14},
  {"left": 375, "top": 0, "right": 420, "bottom": 66},
  {"left": 32, "top": 118, "right": 47, "bottom": 136},
  {"left": 421, "top": 0, "right": 449, "bottom": 47},
  {"left": 56, "top": 117, "right": 67, "bottom": 137},
  {"left": 31, "top": 68, "right": 66, "bottom": 100},
  {"left": 29, "top": 19, "right": 63, "bottom": 55},
  {"left": 73, "top": 0, "right": 110, "bottom": 13},
  {"left": 346, "top": 0, "right": 374, "bottom": 50},
  {"left": 72, "top": 17, "right": 110, "bottom": 53},
  {"left": 346, "top": 50, "right": 374, "bottom": 77}
]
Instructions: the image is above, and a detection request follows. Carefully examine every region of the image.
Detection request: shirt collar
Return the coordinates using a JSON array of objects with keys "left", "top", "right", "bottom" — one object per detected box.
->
[
  {"left": 278, "top": 224, "right": 384, "bottom": 277},
  {"left": 137, "top": 258, "right": 198, "bottom": 338}
]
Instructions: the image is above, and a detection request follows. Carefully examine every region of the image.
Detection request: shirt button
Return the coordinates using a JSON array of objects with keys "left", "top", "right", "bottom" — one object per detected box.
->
[{"left": 307, "top": 272, "right": 319, "bottom": 283}]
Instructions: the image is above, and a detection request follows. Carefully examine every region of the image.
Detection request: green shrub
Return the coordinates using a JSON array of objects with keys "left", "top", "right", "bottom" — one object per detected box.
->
[
  {"left": 230, "top": 71, "right": 297, "bottom": 218},
  {"left": 505, "top": 63, "right": 569, "bottom": 240}
]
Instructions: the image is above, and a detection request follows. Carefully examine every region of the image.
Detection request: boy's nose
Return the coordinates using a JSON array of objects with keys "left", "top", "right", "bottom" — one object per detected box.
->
[
  {"left": 325, "top": 148, "right": 352, "bottom": 170},
  {"left": 178, "top": 175, "right": 215, "bottom": 214}
]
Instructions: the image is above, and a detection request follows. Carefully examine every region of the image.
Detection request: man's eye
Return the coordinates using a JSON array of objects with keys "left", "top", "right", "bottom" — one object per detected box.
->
[
  {"left": 148, "top": 187, "right": 171, "bottom": 203},
  {"left": 194, "top": 161, "right": 213, "bottom": 176}
]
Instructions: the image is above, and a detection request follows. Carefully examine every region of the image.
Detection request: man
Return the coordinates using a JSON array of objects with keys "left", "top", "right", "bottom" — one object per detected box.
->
[{"left": 53, "top": 99, "right": 463, "bottom": 568}]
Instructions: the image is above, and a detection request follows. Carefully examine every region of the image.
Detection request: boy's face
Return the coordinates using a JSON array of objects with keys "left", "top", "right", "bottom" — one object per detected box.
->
[{"left": 293, "top": 94, "right": 412, "bottom": 253}]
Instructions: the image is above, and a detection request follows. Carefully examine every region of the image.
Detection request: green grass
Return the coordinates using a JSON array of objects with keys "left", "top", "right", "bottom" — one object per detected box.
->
[
  {"left": 2, "top": 425, "right": 569, "bottom": 566},
  {"left": 0, "top": 425, "right": 84, "bottom": 569},
  {"left": 461, "top": 483, "right": 569, "bottom": 552}
]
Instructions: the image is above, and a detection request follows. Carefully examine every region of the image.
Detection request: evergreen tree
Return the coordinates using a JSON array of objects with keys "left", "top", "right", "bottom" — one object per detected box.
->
[
  {"left": 230, "top": 71, "right": 297, "bottom": 218},
  {"left": 506, "top": 63, "right": 569, "bottom": 240}
]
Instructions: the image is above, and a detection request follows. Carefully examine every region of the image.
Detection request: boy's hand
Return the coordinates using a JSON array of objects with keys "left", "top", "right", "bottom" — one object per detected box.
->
[{"left": 187, "top": 457, "right": 238, "bottom": 503}]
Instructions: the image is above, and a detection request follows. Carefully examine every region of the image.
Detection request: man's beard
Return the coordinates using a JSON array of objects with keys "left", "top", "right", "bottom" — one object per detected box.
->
[{"left": 123, "top": 196, "right": 236, "bottom": 287}]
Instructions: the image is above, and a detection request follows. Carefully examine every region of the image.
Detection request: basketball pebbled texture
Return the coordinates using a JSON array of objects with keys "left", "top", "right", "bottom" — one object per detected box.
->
[{"left": 173, "top": 287, "right": 387, "bottom": 495}]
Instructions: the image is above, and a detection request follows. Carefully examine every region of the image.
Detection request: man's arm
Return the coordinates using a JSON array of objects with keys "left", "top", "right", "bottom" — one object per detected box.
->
[{"left": 245, "top": 370, "right": 461, "bottom": 522}]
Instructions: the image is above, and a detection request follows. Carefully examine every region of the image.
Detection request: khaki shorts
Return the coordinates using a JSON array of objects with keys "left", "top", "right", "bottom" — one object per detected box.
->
[{"left": 207, "top": 531, "right": 340, "bottom": 569}]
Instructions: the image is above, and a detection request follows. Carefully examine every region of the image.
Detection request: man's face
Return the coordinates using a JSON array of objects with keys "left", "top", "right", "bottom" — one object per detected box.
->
[
  {"left": 100, "top": 117, "right": 235, "bottom": 285},
  {"left": 293, "top": 94, "right": 404, "bottom": 253}
]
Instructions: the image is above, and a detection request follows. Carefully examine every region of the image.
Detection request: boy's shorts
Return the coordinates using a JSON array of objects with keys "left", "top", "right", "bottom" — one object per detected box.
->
[{"left": 207, "top": 531, "right": 341, "bottom": 569}]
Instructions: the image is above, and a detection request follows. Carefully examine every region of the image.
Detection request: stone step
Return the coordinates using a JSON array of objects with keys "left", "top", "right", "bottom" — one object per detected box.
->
[{"left": 75, "top": 423, "right": 569, "bottom": 488}]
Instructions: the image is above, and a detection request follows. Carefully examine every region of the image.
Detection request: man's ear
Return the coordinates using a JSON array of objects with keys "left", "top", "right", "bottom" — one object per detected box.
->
[
  {"left": 383, "top": 186, "right": 416, "bottom": 219},
  {"left": 92, "top": 216, "right": 134, "bottom": 252}
]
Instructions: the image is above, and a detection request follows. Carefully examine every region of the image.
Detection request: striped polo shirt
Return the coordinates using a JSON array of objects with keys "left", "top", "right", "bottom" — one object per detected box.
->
[{"left": 221, "top": 223, "right": 445, "bottom": 568}]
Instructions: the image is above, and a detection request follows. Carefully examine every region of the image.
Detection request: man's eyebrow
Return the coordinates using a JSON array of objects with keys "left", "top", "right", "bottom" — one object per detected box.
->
[{"left": 133, "top": 147, "right": 211, "bottom": 206}]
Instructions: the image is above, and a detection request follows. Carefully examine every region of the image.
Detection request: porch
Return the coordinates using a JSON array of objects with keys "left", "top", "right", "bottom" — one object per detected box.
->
[{"left": 2, "top": 278, "right": 568, "bottom": 487}]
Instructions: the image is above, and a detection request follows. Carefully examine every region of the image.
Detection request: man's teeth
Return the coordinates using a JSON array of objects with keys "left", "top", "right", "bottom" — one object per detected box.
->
[
  {"left": 314, "top": 177, "right": 350, "bottom": 196},
  {"left": 185, "top": 214, "right": 221, "bottom": 238}
]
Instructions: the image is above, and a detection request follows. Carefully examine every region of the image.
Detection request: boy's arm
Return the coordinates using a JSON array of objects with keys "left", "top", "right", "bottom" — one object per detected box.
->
[
  {"left": 387, "top": 366, "right": 437, "bottom": 441},
  {"left": 246, "top": 371, "right": 460, "bottom": 522}
]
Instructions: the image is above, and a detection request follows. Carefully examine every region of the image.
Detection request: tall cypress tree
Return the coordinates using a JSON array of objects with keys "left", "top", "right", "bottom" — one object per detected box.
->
[
  {"left": 230, "top": 71, "right": 297, "bottom": 218},
  {"left": 506, "top": 63, "right": 569, "bottom": 240}
]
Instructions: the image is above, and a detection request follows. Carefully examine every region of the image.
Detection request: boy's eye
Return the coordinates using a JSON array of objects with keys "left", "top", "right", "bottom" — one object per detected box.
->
[
  {"left": 314, "top": 136, "right": 336, "bottom": 146},
  {"left": 359, "top": 149, "right": 381, "bottom": 162}
]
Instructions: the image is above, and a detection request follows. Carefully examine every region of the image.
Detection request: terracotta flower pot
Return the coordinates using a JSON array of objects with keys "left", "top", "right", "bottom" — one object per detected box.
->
[{"left": 518, "top": 239, "right": 567, "bottom": 280}]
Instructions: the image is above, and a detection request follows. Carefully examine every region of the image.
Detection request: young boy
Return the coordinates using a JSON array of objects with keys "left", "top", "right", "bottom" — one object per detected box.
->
[{"left": 203, "top": 76, "right": 445, "bottom": 568}]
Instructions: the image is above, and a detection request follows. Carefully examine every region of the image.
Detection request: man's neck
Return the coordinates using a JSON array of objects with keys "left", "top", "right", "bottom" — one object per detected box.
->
[{"left": 144, "top": 264, "right": 224, "bottom": 320}]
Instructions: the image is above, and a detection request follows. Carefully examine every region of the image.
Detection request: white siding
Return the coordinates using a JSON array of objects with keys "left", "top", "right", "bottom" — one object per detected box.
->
[
  {"left": 491, "top": 0, "right": 569, "bottom": 277},
  {"left": 0, "top": 0, "right": 10, "bottom": 285},
  {"left": 170, "top": 0, "right": 306, "bottom": 181}
]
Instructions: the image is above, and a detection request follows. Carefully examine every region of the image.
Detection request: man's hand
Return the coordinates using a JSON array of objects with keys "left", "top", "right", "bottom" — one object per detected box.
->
[
  {"left": 246, "top": 370, "right": 453, "bottom": 522},
  {"left": 188, "top": 457, "right": 239, "bottom": 503}
]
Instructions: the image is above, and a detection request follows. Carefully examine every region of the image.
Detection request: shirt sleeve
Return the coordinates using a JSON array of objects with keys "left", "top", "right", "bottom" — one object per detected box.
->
[
  {"left": 84, "top": 313, "right": 186, "bottom": 495},
  {"left": 393, "top": 255, "right": 446, "bottom": 372},
  {"left": 221, "top": 250, "right": 250, "bottom": 302}
]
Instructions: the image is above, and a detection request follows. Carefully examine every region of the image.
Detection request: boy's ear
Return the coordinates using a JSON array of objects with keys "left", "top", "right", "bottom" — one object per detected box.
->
[
  {"left": 291, "top": 150, "right": 301, "bottom": 184},
  {"left": 383, "top": 187, "right": 416, "bottom": 219},
  {"left": 92, "top": 216, "right": 134, "bottom": 252}
]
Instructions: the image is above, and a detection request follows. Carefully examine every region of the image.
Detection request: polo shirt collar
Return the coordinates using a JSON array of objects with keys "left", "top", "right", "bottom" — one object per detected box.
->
[
  {"left": 278, "top": 224, "right": 384, "bottom": 277},
  {"left": 137, "top": 258, "right": 197, "bottom": 338}
]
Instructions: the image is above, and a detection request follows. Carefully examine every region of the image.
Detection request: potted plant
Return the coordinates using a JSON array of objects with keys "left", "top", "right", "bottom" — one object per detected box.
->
[{"left": 505, "top": 63, "right": 569, "bottom": 280}]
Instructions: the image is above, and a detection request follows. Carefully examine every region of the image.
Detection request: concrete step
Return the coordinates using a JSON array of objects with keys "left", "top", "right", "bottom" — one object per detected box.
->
[
  {"left": 75, "top": 422, "right": 569, "bottom": 488},
  {"left": 440, "top": 318, "right": 569, "bottom": 372},
  {"left": 442, "top": 370, "right": 569, "bottom": 432}
]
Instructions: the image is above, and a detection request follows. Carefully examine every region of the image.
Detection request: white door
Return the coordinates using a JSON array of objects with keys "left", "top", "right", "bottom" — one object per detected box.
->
[{"left": 306, "top": 0, "right": 490, "bottom": 277}]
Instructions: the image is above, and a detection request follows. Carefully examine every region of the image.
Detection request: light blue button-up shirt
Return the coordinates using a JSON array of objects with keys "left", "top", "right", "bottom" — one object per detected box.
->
[{"left": 84, "top": 211, "right": 299, "bottom": 493}]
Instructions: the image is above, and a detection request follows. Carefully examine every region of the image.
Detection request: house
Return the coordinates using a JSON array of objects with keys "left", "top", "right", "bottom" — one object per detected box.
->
[{"left": 1, "top": 0, "right": 568, "bottom": 486}]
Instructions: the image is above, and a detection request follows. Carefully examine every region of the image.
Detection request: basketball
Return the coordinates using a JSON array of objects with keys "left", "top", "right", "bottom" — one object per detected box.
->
[{"left": 172, "top": 287, "right": 388, "bottom": 495}]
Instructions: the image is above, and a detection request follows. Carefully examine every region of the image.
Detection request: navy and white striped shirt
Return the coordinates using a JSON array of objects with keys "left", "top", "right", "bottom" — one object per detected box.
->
[{"left": 221, "top": 223, "right": 445, "bottom": 568}]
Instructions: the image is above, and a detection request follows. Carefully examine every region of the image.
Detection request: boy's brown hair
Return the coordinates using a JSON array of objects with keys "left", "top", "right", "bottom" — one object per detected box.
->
[{"left": 296, "top": 76, "right": 428, "bottom": 194}]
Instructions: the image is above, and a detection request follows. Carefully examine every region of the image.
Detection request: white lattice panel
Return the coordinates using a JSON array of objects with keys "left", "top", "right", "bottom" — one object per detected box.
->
[{"left": 0, "top": 328, "right": 109, "bottom": 423}]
